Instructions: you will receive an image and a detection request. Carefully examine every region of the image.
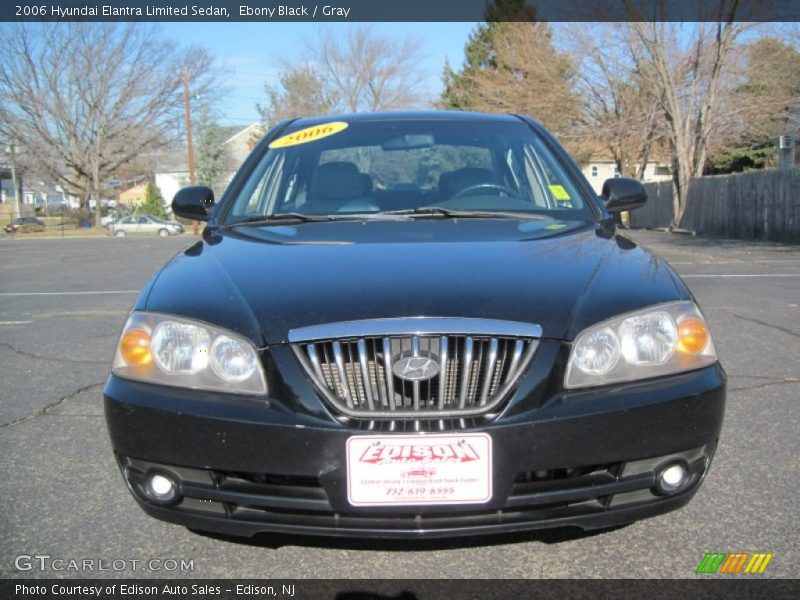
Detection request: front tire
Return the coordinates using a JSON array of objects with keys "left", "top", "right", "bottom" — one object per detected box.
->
[
  {"left": 115, "top": 230, "right": 127, "bottom": 237},
  {"left": 158, "top": 228, "right": 169, "bottom": 237}
]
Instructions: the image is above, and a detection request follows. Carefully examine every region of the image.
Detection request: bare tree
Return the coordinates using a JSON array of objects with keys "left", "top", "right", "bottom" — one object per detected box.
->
[
  {"left": 569, "top": 24, "right": 664, "bottom": 179},
  {"left": 311, "top": 26, "right": 427, "bottom": 112},
  {"left": 260, "top": 25, "right": 427, "bottom": 124},
  {"left": 0, "top": 23, "right": 216, "bottom": 226},
  {"left": 627, "top": 12, "right": 750, "bottom": 228},
  {"left": 258, "top": 63, "right": 338, "bottom": 128}
]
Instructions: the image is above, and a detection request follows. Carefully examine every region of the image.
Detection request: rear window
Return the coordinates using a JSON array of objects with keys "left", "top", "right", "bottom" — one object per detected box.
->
[{"left": 224, "top": 118, "right": 597, "bottom": 223}]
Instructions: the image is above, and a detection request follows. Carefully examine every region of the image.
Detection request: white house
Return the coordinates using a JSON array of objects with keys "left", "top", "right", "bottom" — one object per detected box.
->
[
  {"left": 153, "top": 122, "right": 264, "bottom": 207},
  {"left": 581, "top": 158, "right": 672, "bottom": 194}
]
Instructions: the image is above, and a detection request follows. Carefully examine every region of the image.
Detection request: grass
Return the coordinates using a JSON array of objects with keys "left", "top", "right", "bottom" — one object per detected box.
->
[{"left": 4, "top": 227, "right": 112, "bottom": 239}]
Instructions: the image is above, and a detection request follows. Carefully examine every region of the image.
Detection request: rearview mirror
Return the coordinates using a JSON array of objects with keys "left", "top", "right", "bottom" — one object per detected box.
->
[
  {"left": 172, "top": 186, "right": 215, "bottom": 221},
  {"left": 381, "top": 134, "right": 434, "bottom": 151},
  {"left": 601, "top": 178, "right": 647, "bottom": 212}
]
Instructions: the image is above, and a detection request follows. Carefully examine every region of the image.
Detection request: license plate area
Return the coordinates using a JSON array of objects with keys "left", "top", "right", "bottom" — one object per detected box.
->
[{"left": 346, "top": 433, "right": 492, "bottom": 507}]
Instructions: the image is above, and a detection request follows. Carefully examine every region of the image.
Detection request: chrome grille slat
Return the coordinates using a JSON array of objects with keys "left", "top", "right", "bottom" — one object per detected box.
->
[
  {"left": 331, "top": 341, "right": 353, "bottom": 409},
  {"left": 291, "top": 318, "right": 541, "bottom": 419},
  {"left": 382, "top": 337, "right": 395, "bottom": 411},
  {"left": 438, "top": 336, "right": 448, "bottom": 411},
  {"left": 459, "top": 337, "right": 474, "bottom": 409},
  {"left": 480, "top": 338, "right": 499, "bottom": 406},
  {"left": 411, "top": 336, "right": 421, "bottom": 411},
  {"left": 356, "top": 339, "right": 375, "bottom": 411}
]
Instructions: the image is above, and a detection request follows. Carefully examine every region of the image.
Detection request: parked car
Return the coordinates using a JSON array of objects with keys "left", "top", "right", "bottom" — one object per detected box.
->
[
  {"left": 101, "top": 212, "right": 128, "bottom": 227},
  {"left": 107, "top": 214, "right": 184, "bottom": 237},
  {"left": 4, "top": 217, "right": 46, "bottom": 234},
  {"left": 105, "top": 111, "right": 725, "bottom": 540}
]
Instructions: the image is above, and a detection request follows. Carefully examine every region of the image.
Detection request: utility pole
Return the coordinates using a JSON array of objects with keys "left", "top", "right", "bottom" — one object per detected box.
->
[
  {"left": 183, "top": 69, "right": 199, "bottom": 234},
  {"left": 7, "top": 144, "right": 20, "bottom": 220}
]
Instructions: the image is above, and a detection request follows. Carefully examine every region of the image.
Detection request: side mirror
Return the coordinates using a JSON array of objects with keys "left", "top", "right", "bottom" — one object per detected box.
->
[
  {"left": 172, "top": 186, "right": 215, "bottom": 221},
  {"left": 601, "top": 177, "right": 647, "bottom": 212}
]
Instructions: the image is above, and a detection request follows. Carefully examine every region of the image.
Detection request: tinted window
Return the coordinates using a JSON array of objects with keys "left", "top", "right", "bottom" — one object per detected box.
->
[{"left": 224, "top": 119, "right": 596, "bottom": 223}]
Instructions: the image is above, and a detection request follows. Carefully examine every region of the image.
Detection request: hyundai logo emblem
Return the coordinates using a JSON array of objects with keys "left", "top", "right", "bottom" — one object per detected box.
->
[{"left": 392, "top": 356, "right": 440, "bottom": 381}]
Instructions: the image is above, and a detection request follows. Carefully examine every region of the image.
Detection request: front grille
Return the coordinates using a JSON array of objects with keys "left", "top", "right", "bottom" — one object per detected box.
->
[{"left": 289, "top": 318, "right": 540, "bottom": 418}]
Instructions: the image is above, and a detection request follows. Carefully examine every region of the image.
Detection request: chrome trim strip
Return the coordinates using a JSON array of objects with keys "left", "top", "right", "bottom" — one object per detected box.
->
[
  {"left": 411, "top": 336, "right": 421, "bottom": 411},
  {"left": 382, "top": 336, "right": 395, "bottom": 411},
  {"left": 438, "top": 336, "right": 448, "bottom": 411},
  {"left": 331, "top": 341, "right": 353, "bottom": 409},
  {"left": 356, "top": 339, "right": 375, "bottom": 411},
  {"left": 289, "top": 317, "right": 543, "bottom": 342},
  {"left": 306, "top": 344, "right": 325, "bottom": 383},
  {"left": 459, "top": 337, "right": 474, "bottom": 409},
  {"left": 480, "top": 338, "right": 499, "bottom": 406},
  {"left": 508, "top": 339, "right": 525, "bottom": 380}
]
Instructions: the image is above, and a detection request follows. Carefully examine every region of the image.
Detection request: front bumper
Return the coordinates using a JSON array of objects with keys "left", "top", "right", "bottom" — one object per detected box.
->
[{"left": 104, "top": 359, "right": 725, "bottom": 539}]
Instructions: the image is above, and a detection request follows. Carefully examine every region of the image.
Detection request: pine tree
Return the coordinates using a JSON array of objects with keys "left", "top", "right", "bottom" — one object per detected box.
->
[{"left": 140, "top": 182, "right": 166, "bottom": 219}]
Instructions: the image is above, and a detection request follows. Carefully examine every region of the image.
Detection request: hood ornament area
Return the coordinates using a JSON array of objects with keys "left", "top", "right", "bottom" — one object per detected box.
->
[{"left": 392, "top": 356, "right": 440, "bottom": 381}]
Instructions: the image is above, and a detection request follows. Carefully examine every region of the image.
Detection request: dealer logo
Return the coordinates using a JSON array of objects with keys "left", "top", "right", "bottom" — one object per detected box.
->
[{"left": 359, "top": 440, "right": 479, "bottom": 464}]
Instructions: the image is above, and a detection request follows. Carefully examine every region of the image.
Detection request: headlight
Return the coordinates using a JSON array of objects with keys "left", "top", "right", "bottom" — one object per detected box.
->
[
  {"left": 112, "top": 312, "right": 267, "bottom": 395},
  {"left": 565, "top": 301, "right": 717, "bottom": 389}
]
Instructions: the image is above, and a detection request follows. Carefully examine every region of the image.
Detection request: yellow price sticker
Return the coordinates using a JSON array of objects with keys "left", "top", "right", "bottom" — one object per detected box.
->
[
  {"left": 548, "top": 185, "right": 571, "bottom": 201},
  {"left": 269, "top": 121, "right": 349, "bottom": 149},
  {"left": 545, "top": 223, "right": 567, "bottom": 230}
]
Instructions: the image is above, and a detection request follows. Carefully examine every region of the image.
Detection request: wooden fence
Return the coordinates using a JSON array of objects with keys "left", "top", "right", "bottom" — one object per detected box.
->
[{"left": 629, "top": 169, "right": 800, "bottom": 244}]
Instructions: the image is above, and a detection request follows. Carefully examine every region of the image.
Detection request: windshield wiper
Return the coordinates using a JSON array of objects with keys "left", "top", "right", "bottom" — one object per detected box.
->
[
  {"left": 382, "top": 206, "right": 553, "bottom": 220},
  {"left": 220, "top": 213, "right": 345, "bottom": 228}
]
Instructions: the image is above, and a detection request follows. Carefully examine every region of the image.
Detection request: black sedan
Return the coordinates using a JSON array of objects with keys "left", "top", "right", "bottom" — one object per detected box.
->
[
  {"left": 104, "top": 111, "right": 725, "bottom": 539},
  {"left": 4, "top": 216, "right": 45, "bottom": 233}
]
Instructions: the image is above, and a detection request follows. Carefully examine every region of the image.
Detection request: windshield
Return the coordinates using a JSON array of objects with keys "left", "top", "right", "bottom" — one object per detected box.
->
[{"left": 223, "top": 118, "right": 597, "bottom": 224}]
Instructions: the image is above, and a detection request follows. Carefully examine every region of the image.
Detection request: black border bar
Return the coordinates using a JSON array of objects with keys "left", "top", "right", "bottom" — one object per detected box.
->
[
  {"left": 2, "top": 579, "right": 800, "bottom": 600},
  {"left": 3, "top": 0, "right": 799, "bottom": 23}
]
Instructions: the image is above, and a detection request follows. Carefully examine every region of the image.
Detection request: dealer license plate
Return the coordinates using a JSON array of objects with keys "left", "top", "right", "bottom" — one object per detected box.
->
[{"left": 346, "top": 433, "right": 492, "bottom": 506}]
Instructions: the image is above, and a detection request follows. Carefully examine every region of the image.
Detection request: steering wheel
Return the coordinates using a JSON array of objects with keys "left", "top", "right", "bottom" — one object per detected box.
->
[{"left": 451, "top": 182, "right": 520, "bottom": 200}]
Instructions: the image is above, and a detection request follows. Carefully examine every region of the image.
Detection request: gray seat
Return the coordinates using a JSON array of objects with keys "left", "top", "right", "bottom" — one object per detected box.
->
[{"left": 305, "top": 161, "right": 378, "bottom": 213}]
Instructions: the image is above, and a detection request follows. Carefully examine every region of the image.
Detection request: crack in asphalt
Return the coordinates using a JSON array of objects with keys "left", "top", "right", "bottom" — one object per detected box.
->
[
  {"left": 716, "top": 308, "right": 800, "bottom": 339},
  {"left": 729, "top": 377, "right": 800, "bottom": 392},
  {"left": 0, "top": 382, "right": 104, "bottom": 430},
  {"left": 0, "top": 342, "right": 109, "bottom": 365}
]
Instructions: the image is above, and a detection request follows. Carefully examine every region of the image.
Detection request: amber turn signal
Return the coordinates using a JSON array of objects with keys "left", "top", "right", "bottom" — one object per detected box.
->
[
  {"left": 120, "top": 328, "right": 152, "bottom": 365},
  {"left": 677, "top": 318, "right": 709, "bottom": 355}
]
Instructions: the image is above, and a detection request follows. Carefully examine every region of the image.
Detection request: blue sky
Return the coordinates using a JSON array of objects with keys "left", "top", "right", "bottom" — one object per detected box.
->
[{"left": 161, "top": 22, "right": 478, "bottom": 126}]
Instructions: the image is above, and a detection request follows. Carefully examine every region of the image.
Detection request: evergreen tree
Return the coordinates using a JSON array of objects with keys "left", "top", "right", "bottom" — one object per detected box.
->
[
  {"left": 195, "top": 109, "right": 232, "bottom": 198},
  {"left": 140, "top": 182, "right": 166, "bottom": 219}
]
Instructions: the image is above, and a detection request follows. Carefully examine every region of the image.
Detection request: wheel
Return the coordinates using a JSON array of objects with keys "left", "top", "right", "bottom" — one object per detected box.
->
[
  {"left": 115, "top": 230, "right": 127, "bottom": 237},
  {"left": 158, "top": 228, "right": 169, "bottom": 237}
]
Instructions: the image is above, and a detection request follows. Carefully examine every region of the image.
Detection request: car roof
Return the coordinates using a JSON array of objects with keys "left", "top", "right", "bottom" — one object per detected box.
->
[{"left": 288, "top": 110, "right": 524, "bottom": 129}]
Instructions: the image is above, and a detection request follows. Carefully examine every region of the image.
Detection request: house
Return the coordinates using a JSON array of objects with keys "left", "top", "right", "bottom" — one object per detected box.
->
[
  {"left": 118, "top": 183, "right": 149, "bottom": 208},
  {"left": 153, "top": 122, "right": 263, "bottom": 206},
  {"left": 0, "top": 169, "right": 79, "bottom": 213},
  {"left": 581, "top": 158, "right": 672, "bottom": 194}
]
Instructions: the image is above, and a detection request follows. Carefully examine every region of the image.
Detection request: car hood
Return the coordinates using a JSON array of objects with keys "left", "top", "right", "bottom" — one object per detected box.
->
[{"left": 141, "top": 219, "right": 689, "bottom": 345}]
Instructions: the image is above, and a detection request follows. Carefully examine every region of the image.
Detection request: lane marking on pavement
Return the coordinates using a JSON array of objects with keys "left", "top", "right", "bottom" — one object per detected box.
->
[
  {"left": 682, "top": 274, "right": 800, "bottom": 278},
  {"left": 0, "top": 320, "right": 32, "bottom": 325},
  {"left": 0, "top": 290, "right": 139, "bottom": 297}
]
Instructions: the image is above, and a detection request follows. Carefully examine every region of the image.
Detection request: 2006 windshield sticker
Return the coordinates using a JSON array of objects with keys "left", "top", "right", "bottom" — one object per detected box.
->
[{"left": 269, "top": 122, "right": 349, "bottom": 149}]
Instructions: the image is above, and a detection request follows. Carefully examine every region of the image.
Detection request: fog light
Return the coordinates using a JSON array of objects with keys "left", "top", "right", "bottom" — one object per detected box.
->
[
  {"left": 143, "top": 472, "right": 179, "bottom": 504},
  {"left": 655, "top": 462, "right": 689, "bottom": 495}
]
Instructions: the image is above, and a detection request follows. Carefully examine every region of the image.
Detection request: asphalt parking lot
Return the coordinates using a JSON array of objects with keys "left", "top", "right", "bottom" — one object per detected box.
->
[{"left": 0, "top": 230, "right": 797, "bottom": 580}]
